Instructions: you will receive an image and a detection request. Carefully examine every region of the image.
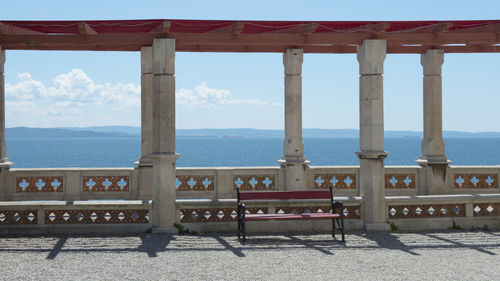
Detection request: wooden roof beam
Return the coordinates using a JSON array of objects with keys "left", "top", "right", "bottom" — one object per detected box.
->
[
  {"left": 0, "top": 22, "right": 44, "bottom": 35},
  {"left": 231, "top": 22, "right": 245, "bottom": 35},
  {"left": 78, "top": 22, "right": 97, "bottom": 35},
  {"left": 302, "top": 23, "right": 319, "bottom": 35},
  {"left": 161, "top": 21, "right": 171, "bottom": 34}
]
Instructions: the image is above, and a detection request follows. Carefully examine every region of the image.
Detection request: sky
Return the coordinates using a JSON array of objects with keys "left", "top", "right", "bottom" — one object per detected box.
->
[{"left": 2, "top": 0, "right": 500, "bottom": 132}]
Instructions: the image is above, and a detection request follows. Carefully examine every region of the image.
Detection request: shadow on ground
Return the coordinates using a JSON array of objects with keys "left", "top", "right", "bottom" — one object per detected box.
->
[{"left": 0, "top": 230, "right": 499, "bottom": 259}]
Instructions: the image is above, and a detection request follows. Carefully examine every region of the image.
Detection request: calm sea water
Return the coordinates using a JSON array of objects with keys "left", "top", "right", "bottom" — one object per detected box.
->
[{"left": 5, "top": 137, "right": 500, "bottom": 168}]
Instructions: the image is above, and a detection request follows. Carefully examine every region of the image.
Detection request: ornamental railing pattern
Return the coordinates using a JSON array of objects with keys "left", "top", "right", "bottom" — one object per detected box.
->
[
  {"left": 232, "top": 175, "right": 275, "bottom": 190},
  {"left": 473, "top": 203, "right": 500, "bottom": 216},
  {"left": 388, "top": 204, "right": 466, "bottom": 219},
  {"left": 0, "top": 210, "right": 38, "bottom": 225},
  {"left": 385, "top": 174, "right": 415, "bottom": 189},
  {"left": 313, "top": 174, "right": 356, "bottom": 189},
  {"left": 454, "top": 174, "right": 498, "bottom": 189},
  {"left": 45, "top": 209, "right": 149, "bottom": 224},
  {"left": 16, "top": 177, "right": 63, "bottom": 193},
  {"left": 83, "top": 176, "right": 130, "bottom": 192},
  {"left": 275, "top": 205, "right": 360, "bottom": 219},
  {"left": 180, "top": 207, "right": 267, "bottom": 223},
  {"left": 176, "top": 176, "right": 215, "bottom": 191}
]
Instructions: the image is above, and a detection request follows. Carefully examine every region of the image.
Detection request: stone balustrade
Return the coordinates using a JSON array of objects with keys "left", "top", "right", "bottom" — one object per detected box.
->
[
  {"left": 386, "top": 194, "right": 500, "bottom": 230},
  {"left": 0, "top": 200, "right": 151, "bottom": 234},
  {"left": 1, "top": 165, "right": 500, "bottom": 232}
]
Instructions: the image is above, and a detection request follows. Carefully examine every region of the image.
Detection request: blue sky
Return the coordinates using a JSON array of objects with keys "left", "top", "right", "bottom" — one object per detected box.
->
[{"left": 2, "top": 0, "right": 500, "bottom": 131}]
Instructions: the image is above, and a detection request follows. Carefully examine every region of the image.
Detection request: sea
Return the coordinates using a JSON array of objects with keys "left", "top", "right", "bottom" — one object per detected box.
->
[{"left": 6, "top": 137, "right": 500, "bottom": 168}]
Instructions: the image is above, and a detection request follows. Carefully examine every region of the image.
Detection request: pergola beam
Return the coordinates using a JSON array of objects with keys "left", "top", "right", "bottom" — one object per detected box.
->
[{"left": 78, "top": 22, "right": 97, "bottom": 35}]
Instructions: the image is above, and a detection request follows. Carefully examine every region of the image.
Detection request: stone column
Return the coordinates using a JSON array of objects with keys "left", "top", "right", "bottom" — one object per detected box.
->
[
  {"left": 151, "top": 38, "right": 178, "bottom": 233},
  {"left": 356, "top": 40, "right": 389, "bottom": 231},
  {"left": 278, "top": 49, "right": 309, "bottom": 190},
  {"left": 136, "top": 46, "right": 154, "bottom": 199},
  {"left": 0, "top": 48, "right": 12, "bottom": 200},
  {"left": 416, "top": 49, "right": 451, "bottom": 194}
]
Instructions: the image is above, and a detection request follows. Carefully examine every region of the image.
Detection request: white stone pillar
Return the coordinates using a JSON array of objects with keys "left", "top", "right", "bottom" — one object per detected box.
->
[
  {"left": 278, "top": 49, "right": 309, "bottom": 190},
  {"left": 136, "top": 47, "right": 154, "bottom": 199},
  {"left": 417, "top": 49, "right": 451, "bottom": 194},
  {"left": 356, "top": 40, "right": 389, "bottom": 231},
  {"left": 0, "top": 48, "right": 8, "bottom": 163},
  {"left": 138, "top": 46, "right": 153, "bottom": 166},
  {"left": 0, "top": 48, "right": 12, "bottom": 200},
  {"left": 151, "top": 38, "right": 178, "bottom": 233}
]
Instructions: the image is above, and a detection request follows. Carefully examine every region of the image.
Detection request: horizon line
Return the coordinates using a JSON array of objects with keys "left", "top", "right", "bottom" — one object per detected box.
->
[{"left": 6, "top": 126, "right": 500, "bottom": 134}]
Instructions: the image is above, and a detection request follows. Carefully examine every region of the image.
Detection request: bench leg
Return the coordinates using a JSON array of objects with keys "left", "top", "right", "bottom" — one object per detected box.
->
[
  {"left": 336, "top": 217, "right": 345, "bottom": 242},
  {"left": 237, "top": 218, "right": 241, "bottom": 240},
  {"left": 331, "top": 218, "right": 336, "bottom": 239},
  {"left": 242, "top": 220, "right": 246, "bottom": 243}
]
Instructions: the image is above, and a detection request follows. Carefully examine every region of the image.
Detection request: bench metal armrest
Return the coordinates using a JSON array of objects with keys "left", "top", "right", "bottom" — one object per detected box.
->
[{"left": 237, "top": 202, "right": 246, "bottom": 219}]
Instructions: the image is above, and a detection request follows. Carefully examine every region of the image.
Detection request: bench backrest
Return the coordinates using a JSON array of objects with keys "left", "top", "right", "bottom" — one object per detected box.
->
[{"left": 237, "top": 186, "right": 334, "bottom": 201}]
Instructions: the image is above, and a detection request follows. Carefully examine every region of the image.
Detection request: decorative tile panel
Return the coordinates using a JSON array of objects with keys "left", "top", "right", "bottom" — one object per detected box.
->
[
  {"left": 233, "top": 175, "right": 275, "bottom": 190},
  {"left": 83, "top": 176, "right": 129, "bottom": 192},
  {"left": 0, "top": 210, "right": 38, "bottom": 225},
  {"left": 385, "top": 174, "right": 415, "bottom": 189},
  {"left": 275, "top": 205, "right": 360, "bottom": 219},
  {"left": 45, "top": 210, "right": 149, "bottom": 224},
  {"left": 176, "top": 176, "right": 215, "bottom": 191},
  {"left": 16, "top": 177, "right": 63, "bottom": 192},
  {"left": 473, "top": 203, "right": 500, "bottom": 216},
  {"left": 180, "top": 207, "right": 266, "bottom": 223},
  {"left": 454, "top": 174, "right": 498, "bottom": 188},
  {"left": 314, "top": 174, "right": 356, "bottom": 189},
  {"left": 388, "top": 204, "right": 465, "bottom": 219}
]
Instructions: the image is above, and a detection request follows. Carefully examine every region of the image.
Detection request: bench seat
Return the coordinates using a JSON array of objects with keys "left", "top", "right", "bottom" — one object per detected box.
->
[{"left": 245, "top": 213, "right": 341, "bottom": 221}]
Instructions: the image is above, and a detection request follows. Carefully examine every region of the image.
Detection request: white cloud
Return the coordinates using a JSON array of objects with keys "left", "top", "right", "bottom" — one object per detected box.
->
[
  {"left": 4, "top": 71, "right": 280, "bottom": 127},
  {"left": 176, "top": 82, "right": 280, "bottom": 107},
  {"left": 6, "top": 69, "right": 140, "bottom": 109}
]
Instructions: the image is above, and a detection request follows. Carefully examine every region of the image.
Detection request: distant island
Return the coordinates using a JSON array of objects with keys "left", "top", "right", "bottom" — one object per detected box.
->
[{"left": 6, "top": 126, "right": 500, "bottom": 139}]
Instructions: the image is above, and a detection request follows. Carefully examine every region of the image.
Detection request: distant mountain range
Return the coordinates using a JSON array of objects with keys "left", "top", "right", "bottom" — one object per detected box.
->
[{"left": 6, "top": 126, "right": 500, "bottom": 139}]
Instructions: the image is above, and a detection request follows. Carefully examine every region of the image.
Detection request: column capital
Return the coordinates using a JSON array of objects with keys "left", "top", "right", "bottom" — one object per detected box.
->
[
  {"left": 153, "top": 38, "right": 175, "bottom": 75},
  {"left": 357, "top": 39, "right": 386, "bottom": 75},
  {"left": 421, "top": 49, "right": 444, "bottom": 76},
  {"left": 141, "top": 46, "right": 153, "bottom": 74},
  {"left": 283, "top": 48, "right": 303, "bottom": 75}
]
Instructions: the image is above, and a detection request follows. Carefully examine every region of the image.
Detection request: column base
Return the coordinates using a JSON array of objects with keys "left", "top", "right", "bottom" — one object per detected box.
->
[
  {"left": 150, "top": 152, "right": 180, "bottom": 162},
  {"left": 135, "top": 157, "right": 153, "bottom": 167},
  {"left": 416, "top": 157, "right": 451, "bottom": 166},
  {"left": 277, "top": 158, "right": 310, "bottom": 166},
  {"left": 364, "top": 222, "right": 391, "bottom": 232},
  {"left": 356, "top": 150, "right": 388, "bottom": 160},
  {"left": 278, "top": 158, "right": 310, "bottom": 191},
  {"left": 151, "top": 226, "right": 179, "bottom": 234},
  {"left": 0, "top": 160, "right": 13, "bottom": 168}
]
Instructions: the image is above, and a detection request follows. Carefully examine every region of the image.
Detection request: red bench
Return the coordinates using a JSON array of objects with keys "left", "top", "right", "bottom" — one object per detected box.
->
[{"left": 237, "top": 186, "right": 345, "bottom": 242}]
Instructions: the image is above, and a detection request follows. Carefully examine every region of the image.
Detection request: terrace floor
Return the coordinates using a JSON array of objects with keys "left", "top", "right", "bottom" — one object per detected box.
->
[{"left": 1, "top": 230, "right": 499, "bottom": 280}]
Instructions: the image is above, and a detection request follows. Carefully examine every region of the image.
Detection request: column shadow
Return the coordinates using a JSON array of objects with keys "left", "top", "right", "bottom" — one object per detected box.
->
[
  {"left": 137, "top": 234, "right": 174, "bottom": 257},
  {"left": 46, "top": 237, "right": 67, "bottom": 259},
  {"left": 358, "top": 232, "right": 420, "bottom": 256},
  {"left": 212, "top": 235, "right": 245, "bottom": 257},
  {"left": 423, "top": 233, "right": 497, "bottom": 255}
]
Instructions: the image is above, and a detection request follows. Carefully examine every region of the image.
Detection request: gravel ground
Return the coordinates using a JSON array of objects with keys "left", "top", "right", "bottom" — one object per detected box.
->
[{"left": 1, "top": 230, "right": 500, "bottom": 280}]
